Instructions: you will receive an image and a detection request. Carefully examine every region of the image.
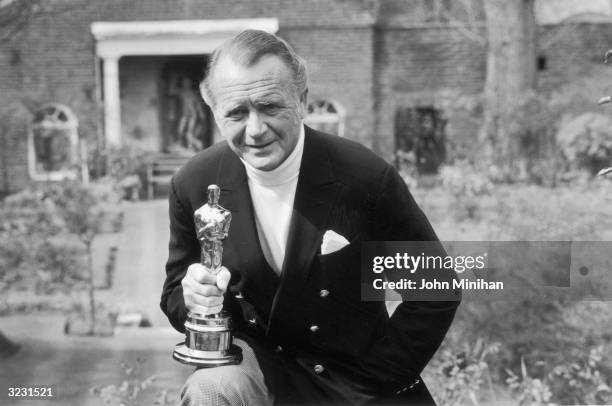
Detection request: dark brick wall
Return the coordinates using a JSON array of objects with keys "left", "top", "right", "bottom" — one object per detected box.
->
[
  {"left": 85, "top": 0, "right": 377, "bottom": 27},
  {"left": 537, "top": 23, "right": 612, "bottom": 89},
  {"left": 0, "top": 0, "right": 100, "bottom": 193},
  {"left": 374, "top": 25, "right": 486, "bottom": 160},
  {"left": 0, "top": 104, "right": 30, "bottom": 192},
  {"left": 282, "top": 27, "right": 375, "bottom": 148}
]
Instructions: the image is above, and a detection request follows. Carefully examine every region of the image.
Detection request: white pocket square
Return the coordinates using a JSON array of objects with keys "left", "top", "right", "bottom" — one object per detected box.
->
[{"left": 320, "top": 230, "right": 350, "bottom": 255}]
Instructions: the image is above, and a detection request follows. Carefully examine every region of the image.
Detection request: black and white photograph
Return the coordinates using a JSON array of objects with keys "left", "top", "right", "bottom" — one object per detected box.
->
[{"left": 1, "top": 1, "right": 612, "bottom": 405}]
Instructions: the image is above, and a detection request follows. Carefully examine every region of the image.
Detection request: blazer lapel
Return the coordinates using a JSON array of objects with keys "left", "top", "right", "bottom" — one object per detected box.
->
[{"left": 267, "top": 128, "right": 342, "bottom": 329}]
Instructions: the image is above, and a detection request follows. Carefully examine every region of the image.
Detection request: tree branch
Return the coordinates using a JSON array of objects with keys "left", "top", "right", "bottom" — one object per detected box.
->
[{"left": 0, "top": 0, "right": 41, "bottom": 44}]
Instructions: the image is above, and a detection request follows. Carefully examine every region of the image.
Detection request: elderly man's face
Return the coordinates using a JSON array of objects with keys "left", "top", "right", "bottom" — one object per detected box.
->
[{"left": 208, "top": 55, "right": 306, "bottom": 171}]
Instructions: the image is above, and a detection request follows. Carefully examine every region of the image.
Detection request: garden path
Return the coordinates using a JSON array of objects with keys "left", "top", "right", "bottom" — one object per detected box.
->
[{"left": 98, "top": 199, "right": 171, "bottom": 327}]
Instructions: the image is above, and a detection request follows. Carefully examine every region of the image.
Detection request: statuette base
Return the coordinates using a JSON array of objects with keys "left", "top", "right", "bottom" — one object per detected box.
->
[
  {"left": 173, "top": 311, "right": 242, "bottom": 367},
  {"left": 173, "top": 343, "right": 242, "bottom": 367}
]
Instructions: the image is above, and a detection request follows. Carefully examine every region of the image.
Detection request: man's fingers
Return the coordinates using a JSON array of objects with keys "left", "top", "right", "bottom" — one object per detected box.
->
[
  {"left": 182, "top": 263, "right": 230, "bottom": 314},
  {"left": 183, "top": 290, "right": 223, "bottom": 311},
  {"left": 186, "top": 263, "right": 219, "bottom": 285},
  {"left": 188, "top": 281, "right": 224, "bottom": 297},
  {"left": 190, "top": 294, "right": 223, "bottom": 308},
  {"left": 216, "top": 267, "right": 231, "bottom": 292}
]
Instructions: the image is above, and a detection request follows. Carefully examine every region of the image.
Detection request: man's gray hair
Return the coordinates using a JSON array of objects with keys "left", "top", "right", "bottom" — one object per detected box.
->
[{"left": 200, "top": 30, "right": 308, "bottom": 106}]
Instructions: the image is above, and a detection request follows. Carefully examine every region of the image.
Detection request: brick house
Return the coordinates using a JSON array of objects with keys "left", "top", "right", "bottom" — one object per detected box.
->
[{"left": 1, "top": 0, "right": 612, "bottom": 192}]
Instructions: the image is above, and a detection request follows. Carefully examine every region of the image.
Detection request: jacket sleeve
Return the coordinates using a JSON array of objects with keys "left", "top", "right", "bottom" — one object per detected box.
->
[
  {"left": 360, "top": 164, "right": 461, "bottom": 391},
  {"left": 160, "top": 177, "right": 200, "bottom": 333}
]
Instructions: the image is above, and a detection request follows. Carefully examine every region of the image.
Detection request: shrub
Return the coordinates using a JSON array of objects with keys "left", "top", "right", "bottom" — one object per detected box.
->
[
  {"left": 507, "top": 92, "right": 561, "bottom": 186},
  {"left": 550, "top": 346, "right": 612, "bottom": 405},
  {"left": 505, "top": 347, "right": 611, "bottom": 405},
  {"left": 431, "top": 336, "right": 611, "bottom": 405},
  {"left": 557, "top": 112, "right": 612, "bottom": 175},
  {"left": 439, "top": 161, "right": 492, "bottom": 220},
  {"left": 0, "top": 181, "right": 121, "bottom": 322},
  {"left": 0, "top": 235, "right": 28, "bottom": 275},
  {"left": 33, "top": 238, "right": 85, "bottom": 285},
  {"left": 0, "top": 185, "right": 68, "bottom": 293}
]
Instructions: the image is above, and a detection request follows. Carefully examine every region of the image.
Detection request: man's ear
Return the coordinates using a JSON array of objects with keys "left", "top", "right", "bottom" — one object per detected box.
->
[
  {"left": 200, "top": 82, "right": 221, "bottom": 125},
  {"left": 299, "top": 88, "right": 308, "bottom": 118},
  {"left": 199, "top": 81, "right": 214, "bottom": 108}
]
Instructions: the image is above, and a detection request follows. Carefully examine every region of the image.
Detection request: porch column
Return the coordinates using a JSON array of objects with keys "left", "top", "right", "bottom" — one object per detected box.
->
[{"left": 102, "top": 57, "right": 121, "bottom": 147}]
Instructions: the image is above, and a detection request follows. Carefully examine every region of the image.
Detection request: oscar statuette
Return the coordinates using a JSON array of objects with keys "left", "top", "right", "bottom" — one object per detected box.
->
[{"left": 172, "top": 185, "right": 243, "bottom": 367}]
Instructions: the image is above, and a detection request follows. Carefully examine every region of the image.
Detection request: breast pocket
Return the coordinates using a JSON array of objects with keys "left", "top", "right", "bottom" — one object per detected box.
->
[{"left": 318, "top": 242, "right": 366, "bottom": 306}]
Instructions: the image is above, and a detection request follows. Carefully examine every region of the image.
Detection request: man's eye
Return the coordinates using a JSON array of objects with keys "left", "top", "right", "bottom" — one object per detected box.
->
[
  {"left": 226, "top": 109, "right": 246, "bottom": 119},
  {"left": 261, "top": 104, "right": 280, "bottom": 114}
]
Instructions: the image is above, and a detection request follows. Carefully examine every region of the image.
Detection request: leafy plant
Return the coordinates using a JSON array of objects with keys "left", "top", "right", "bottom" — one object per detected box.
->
[
  {"left": 595, "top": 48, "right": 612, "bottom": 177},
  {"left": 435, "top": 338, "right": 500, "bottom": 406},
  {"left": 0, "top": 185, "right": 68, "bottom": 293},
  {"left": 550, "top": 346, "right": 612, "bottom": 405},
  {"left": 506, "top": 358, "right": 553, "bottom": 406},
  {"left": 33, "top": 239, "right": 84, "bottom": 285},
  {"left": 90, "top": 358, "right": 173, "bottom": 406},
  {"left": 557, "top": 112, "right": 612, "bottom": 175},
  {"left": 504, "top": 347, "right": 611, "bottom": 406}
]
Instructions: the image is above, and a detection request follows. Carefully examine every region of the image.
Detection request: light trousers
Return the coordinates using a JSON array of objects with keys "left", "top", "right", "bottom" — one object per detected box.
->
[{"left": 180, "top": 339, "right": 274, "bottom": 406}]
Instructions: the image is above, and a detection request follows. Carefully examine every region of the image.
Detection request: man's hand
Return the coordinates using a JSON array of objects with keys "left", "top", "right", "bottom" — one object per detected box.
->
[{"left": 181, "top": 264, "right": 231, "bottom": 316}]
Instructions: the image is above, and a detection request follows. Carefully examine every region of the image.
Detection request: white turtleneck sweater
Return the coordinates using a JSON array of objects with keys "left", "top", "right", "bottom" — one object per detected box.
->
[{"left": 241, "top": 125, "right": 305, "bottom": 275}]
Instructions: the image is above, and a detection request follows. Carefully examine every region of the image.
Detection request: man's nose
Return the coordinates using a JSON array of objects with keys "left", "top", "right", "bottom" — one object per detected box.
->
[{"left": 245, "top": 110, "right": 266, "bottom": 138}]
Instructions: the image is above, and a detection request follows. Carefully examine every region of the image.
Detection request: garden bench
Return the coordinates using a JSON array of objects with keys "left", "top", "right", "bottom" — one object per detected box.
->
[{"left": 146, "top": 154, "right": 191, "bottom": 199}]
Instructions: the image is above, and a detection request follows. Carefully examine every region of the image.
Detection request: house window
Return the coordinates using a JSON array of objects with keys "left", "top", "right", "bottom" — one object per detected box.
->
[
  {"left": 29, "top": 104, "right": 79, "bottom": 181},
  {"left": 537, "top": 55, "right": 547, "bottom": 71},
  {"left": 304, "top": 99, "right": 345, "bottom": 137}
]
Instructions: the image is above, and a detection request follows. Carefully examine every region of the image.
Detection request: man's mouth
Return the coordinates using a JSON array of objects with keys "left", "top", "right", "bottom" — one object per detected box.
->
[{"left": 246, "top": 140, "right": 275, "bottom": 149}]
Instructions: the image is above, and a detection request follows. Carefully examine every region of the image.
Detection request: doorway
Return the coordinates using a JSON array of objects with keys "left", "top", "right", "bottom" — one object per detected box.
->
[
  {"left": 394, "top": 106, "right": 447, "bottom": 174},
  {"left": 159, "top": 55, "right": 213, "bottom": 154}
]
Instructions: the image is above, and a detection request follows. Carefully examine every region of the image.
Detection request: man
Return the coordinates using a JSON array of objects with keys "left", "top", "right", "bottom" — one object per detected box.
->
[{"left": 161, "top": 30, "right": 459, "bottom": 405}]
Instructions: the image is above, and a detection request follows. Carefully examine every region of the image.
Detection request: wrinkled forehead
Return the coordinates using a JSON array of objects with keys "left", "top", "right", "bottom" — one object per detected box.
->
[{"left": 209, "top": 55, "right": 297, "bottom": 101}]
